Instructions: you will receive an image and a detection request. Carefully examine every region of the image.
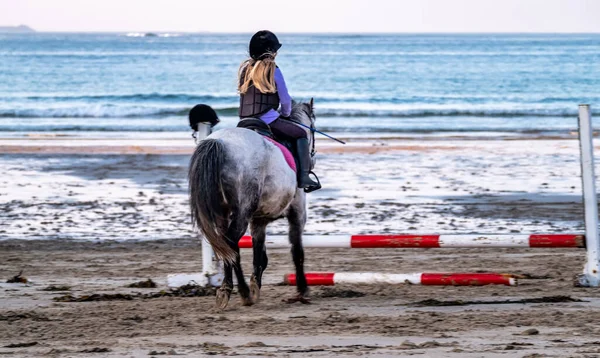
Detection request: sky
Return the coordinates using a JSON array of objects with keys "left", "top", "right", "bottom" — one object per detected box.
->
[{"left": 1, "top": 0, "right": 599, "bottom": 33}]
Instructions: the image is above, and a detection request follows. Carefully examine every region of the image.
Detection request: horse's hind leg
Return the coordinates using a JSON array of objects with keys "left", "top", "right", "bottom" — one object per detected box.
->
[
  {"left": 226, "top": 215, "right": 253, "bottom": 306},
  {"left": 216, "top": 262, "right": 233, "bottom": 310},
  {"left": 249, "top": 219, "right": 269, "bottom": 303},
  {"left": 214, "top": 214, "right": 251, "bottom": 309},
  {"left": 286, "top": 197, "right": 311, "bottom": 304}
]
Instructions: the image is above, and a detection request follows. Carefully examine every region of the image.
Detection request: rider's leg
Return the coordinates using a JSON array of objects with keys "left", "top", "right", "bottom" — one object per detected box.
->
[
  {"left": 295, "top": 137, "right": 319, "bottom": 189},
  {"left": 270, "top": 118, "right": 319, "bottom": 189}
]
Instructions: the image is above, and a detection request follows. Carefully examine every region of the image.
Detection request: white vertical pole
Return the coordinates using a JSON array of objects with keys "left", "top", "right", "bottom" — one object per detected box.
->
[
  {"left": 201, "top": 238, "right": 223, "bottom": 287},
  {"left": 201, "top": 238, "right": 214, "bottom": 276},
  {"left": 166, "top": 239, "right": 222, "bottom": 287},
  {"left": 578, "top": 104, "right": 600, "bottom": 287}
]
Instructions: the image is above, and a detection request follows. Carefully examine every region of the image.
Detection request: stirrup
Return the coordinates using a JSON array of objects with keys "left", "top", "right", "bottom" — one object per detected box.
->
[{"left": 303, "top": 171, "right": 322, "bottom": 193}]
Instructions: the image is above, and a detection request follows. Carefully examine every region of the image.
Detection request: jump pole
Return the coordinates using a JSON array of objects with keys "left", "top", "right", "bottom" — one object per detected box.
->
[
  {"left": 238, "top": 234, "right": 584, "bottom": 249},
  {"left": 285, "top": 272, "right": 517, "bottom": 286},
  {"left": 577, "top": 104, "right": 600, "bottom": 287}
]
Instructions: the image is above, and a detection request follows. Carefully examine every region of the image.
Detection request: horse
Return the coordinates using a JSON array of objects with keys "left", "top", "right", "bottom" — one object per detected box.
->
[{"left": 188, "top": 99, "right": 316, "bottom": 309}]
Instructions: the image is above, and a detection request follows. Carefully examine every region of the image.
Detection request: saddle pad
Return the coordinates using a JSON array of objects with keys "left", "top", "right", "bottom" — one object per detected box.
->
[{"left": 263, "top": 137, "right": 296, "bottom": 172}]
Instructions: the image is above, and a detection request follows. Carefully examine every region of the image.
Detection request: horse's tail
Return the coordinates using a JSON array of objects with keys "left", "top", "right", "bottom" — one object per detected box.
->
[{"left": 188, "top": 139, "right": 237, "bottom": 264}]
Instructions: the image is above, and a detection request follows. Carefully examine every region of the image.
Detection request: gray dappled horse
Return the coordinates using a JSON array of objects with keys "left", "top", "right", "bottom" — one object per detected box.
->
[{"left": 189, "top": 100, "right": 316, "bottom": 309}]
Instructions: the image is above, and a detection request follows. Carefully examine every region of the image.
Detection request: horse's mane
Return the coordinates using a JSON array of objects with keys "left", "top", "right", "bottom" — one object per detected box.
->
[{"left": 290, "top": 100, "right": 313, "bottom": 126}]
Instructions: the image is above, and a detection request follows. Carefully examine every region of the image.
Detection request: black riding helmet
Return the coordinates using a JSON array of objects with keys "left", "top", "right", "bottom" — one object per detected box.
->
[
  {"left": 249, "top": 30, "right": 282, "bottom": 60},
  {"left": 189, "top": 104, "right": 219, "bottom": 130}
]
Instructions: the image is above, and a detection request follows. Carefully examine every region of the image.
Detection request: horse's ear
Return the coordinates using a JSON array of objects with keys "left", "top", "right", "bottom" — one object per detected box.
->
[{"left": 309, "top": 97, "right": 314, "bottom": 110}]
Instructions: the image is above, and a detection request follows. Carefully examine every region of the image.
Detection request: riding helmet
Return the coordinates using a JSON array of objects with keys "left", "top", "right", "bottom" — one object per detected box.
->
[
  {"left": 189, "top": 104, "right": 220, "bottom": 130},
  {"left": 249, "top": 30, "right": 282, "bottom": 60}
]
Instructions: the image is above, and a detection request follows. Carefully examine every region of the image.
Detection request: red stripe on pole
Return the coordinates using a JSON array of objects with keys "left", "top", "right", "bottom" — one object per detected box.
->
[
  {"left": 421, "top": 273, "right": 515, "bottom": 286},
  {"left": 351, "top": 235, "right": 441, "bottom": 248},
  {"left": 285, "top": 273, "right": 335, "bottom": 286},
  {"left": 239, "top": 235, "right": 253, "bottom": 248},
  {"left": 528, "top": 234, "right": 585, "bottom": 248}
]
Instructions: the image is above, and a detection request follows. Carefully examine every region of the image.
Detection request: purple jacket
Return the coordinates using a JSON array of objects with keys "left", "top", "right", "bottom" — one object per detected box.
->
[{"left": 260, "top": 67, "right": 292, "bottom": 124}]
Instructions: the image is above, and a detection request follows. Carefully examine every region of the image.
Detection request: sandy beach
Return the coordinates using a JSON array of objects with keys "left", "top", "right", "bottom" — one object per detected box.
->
[{"left": 2, "top": 135, "right": 600, "bottom": 357}]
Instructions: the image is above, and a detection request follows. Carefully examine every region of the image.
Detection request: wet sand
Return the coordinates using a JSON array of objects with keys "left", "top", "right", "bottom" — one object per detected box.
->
[{"left": 1, "top": 137, "right": 600, "bottom": 357}]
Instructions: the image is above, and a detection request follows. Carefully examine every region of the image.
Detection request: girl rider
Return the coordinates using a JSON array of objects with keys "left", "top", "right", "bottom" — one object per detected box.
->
[{"left": 238, "top": 30, "right": 320, "bottom": 191}]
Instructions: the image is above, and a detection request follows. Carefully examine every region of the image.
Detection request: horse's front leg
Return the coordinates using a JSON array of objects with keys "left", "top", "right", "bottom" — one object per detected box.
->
[
  {"left": 286, "top": 196, "right": 311, "bottom": 304},
  {"left": 249, "top": 218, "right": 269, "bottom": 303}
]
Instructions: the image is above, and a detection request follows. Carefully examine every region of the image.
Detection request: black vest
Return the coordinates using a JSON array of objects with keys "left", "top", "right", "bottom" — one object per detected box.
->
[{"left": 238, "top": 68, "right": 280, "bottom": 118}]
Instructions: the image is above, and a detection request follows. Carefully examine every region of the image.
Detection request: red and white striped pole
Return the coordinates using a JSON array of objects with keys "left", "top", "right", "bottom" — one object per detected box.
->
[
  {"left": 284, "top": 272, "right": 517, "bottom": 286},
  {"left": 239, "top": 234, "right": 584, "bottom": 249}
]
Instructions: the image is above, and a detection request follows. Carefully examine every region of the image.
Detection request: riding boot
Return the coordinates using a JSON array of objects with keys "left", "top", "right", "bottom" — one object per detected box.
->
[{"left": 296, "top": 138, "right": 320, "bottom": 190}]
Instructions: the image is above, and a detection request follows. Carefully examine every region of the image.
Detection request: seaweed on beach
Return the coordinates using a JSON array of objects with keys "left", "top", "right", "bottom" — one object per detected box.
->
[
  {"left": 513, "top": 273, "right": 552, "bottom": 280},
  {"left": 145, "top": 283, "right": 216, "bottom": 298},
  {"left": 41, "top": 285, "right": 71, "bottom": 291},
  {"left": 314, "top": 287, "right": 366, "bottom": 298},
  {"left": 53, "top": 284, "right": 216, "bottom": 302},
  {"left": 54, "top": 293, "right": 136, "bottom": 302},
  {"left": 80, "top": 348, "right": 111, "bottom": 353},
  {"left": 126, "top": 278, "right": 156, "bottom": 288},
  {"left": 410, "top": 295, "right": 584, "bottom": 307},
  {"left": 4, "top": 342, "right": 38, "bottom": 348},
  {"left": 6, "top": 270, "right": 28, "bottom": 283},
  {"left": 0, "top": 312, "right": 51, "bottom": 322}
]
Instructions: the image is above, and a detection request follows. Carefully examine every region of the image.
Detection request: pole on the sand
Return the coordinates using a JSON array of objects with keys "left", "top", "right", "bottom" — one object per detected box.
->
[{"left": 577, "top": 104, "right": 600, "bottom": 287}]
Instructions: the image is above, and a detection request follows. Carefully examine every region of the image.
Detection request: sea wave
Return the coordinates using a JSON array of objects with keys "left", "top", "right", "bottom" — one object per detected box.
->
[
  {"left": 0, "top": 105, "right": 594, "bottom": 119},
  {"left": 315, "top": 108, "right": 591, "bottom": 118},
  {"left": 4, "top": 93, "right": 237, "bottom": 102},
  {"left": 0, "top": 106, "right": 197, "bottom": 118},
  {"left": 4, "top": 49, "right": 600, "bottom": 57},
  {"left": 0, "top": 124, "right": 576, "bottom": 134},
  {"left": 3, "top": 92, "right": 597, "bottom": 106}
]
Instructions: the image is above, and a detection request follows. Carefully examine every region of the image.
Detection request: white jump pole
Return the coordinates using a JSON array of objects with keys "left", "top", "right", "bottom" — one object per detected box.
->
[{"left": 577, "top": 104, "right": 600, "bottom": 287}]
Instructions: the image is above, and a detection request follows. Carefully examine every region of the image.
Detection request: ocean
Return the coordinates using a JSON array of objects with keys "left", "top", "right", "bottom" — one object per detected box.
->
[{"left": 0, "top": 33, "right": 599, "bottom": 137}]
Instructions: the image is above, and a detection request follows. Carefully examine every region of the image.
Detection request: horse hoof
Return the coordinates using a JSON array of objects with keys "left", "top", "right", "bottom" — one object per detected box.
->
[
  {"left": 241, "top": 297, "right": 254, "bottom": 306},
  {"left": 249, "top": 276, "right": 261, "bottom": 304},
  {"left": 215, "top": 288, "right": 231, "bottom": 310},
  {"left": 283, "top": 294, "right": 311, "bottom": 304}
]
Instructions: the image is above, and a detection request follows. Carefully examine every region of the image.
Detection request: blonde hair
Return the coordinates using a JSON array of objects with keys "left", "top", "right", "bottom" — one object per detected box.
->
[{"left": 237, "top": 55, "right": 277, "bottom": 94}]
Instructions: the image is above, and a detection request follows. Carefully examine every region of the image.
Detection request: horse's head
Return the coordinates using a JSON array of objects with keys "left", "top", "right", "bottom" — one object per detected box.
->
[
  {"left": 291, "top": 98, "right": 316, "bottom": 130},
  {"left": 291, "top": 98, "right": 317, "bottom": 169}
]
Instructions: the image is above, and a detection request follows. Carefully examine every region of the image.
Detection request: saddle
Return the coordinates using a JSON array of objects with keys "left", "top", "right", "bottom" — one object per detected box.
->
[
  {"left": 237, "top": 118, "right": 297, "bottom": 169},
  {"left": 237, "top": 118, "right": 294, "bottom": 148},
  {"left": 237, "top": 118, "right": 274, "bottom": 139},
  {"left": 237, "top": 118, "right": 322, "bottom": 193}
]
